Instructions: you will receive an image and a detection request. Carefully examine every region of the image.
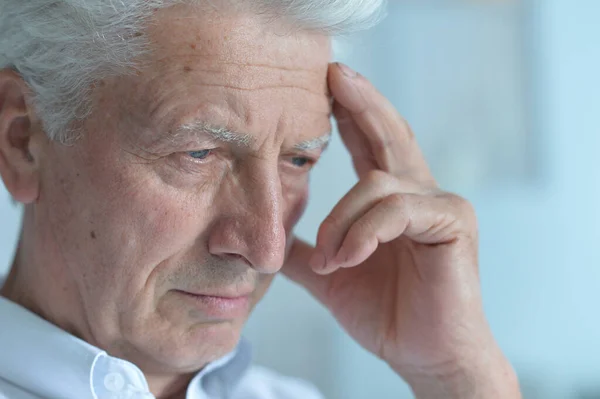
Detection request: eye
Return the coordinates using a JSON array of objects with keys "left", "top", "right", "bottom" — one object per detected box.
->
[
  {"left": 290, "top": 156, "right": 311, "bottom": 168},
  {"left": 188, "top": 149, "right": 212, "bottom": 160}
]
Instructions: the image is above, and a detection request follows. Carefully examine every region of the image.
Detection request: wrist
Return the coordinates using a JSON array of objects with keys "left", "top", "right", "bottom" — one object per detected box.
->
[{"left": 393, "top": 351, "right": 521, "bottom": 399}]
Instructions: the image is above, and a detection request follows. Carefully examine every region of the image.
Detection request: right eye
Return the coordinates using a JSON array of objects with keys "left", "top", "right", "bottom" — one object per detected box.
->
[{"left": 188, "top": 149, "right": 213, "bottom": 160}]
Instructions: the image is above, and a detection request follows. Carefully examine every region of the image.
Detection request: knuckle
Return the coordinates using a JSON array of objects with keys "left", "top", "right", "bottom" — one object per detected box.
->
[
  {"left": 385, "top": 192, "right": 407, "bottom": 211},
  {"left": 320, "top": 214, "right": 343, "bottom": 237},
  {"left": 456, "top": 195, "right": 476, "bottom": 217},
  {"left": 442, "top": 193, "right": 478, "bottom": 228}
]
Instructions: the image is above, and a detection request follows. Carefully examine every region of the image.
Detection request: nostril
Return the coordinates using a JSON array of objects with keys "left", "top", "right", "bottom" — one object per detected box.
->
[{"left": 221, "top": 253, "right": 252, "bottom": 267}]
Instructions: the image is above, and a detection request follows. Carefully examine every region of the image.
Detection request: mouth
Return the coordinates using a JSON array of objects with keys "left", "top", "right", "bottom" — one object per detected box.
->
[{"left": 175, "top": 290, "right": 251, "bottom": 320}]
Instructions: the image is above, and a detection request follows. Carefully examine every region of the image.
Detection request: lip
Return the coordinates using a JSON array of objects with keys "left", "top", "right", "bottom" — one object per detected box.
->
[{"left": 175, "top": 290, "right": 251, "bottom": 320}]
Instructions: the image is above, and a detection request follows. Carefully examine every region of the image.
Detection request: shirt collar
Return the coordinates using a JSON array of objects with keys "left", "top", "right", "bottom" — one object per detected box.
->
[{"left": 0, "top": 296, "right": 252, "bottom": 399}]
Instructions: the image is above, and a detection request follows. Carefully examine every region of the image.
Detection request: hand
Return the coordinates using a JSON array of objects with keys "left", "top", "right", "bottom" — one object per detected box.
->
[{"left": 282, "top": 63, "right": 520, "bottom": 398}]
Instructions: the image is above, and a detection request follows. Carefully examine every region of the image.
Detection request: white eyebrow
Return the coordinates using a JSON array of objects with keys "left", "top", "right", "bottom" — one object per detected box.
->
[
  {"left": 294, "top": 133, "right": 332, "bottom": 151},
  {"left": 175, "top": 120, "right": 330, "bottom": 151},
  {"left": 175, "top": 121, "right": 253, "bottom": 146}
]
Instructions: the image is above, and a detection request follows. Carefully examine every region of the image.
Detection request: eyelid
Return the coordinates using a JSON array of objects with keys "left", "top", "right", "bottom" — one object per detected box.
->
[{"left": 283, "top": 146, "right": 322, "bottom": 156}]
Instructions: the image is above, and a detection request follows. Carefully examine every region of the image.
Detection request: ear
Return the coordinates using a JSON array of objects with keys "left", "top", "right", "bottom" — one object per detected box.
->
[{"left": 0, "top": 69, "right": 41, "bottom": 204}]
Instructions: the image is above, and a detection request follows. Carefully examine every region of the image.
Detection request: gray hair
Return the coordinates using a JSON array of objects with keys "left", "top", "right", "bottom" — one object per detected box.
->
[{"left": 0, "top": 0, "right": 386, "bottom": 143}]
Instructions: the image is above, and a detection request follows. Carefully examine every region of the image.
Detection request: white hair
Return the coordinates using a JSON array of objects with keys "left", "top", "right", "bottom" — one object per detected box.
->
[{"left": 0, "top": 0, "right": 386, "bottom": 143}]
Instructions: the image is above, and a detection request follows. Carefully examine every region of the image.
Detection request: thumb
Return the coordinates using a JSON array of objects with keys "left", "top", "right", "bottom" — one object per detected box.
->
[{"left": 282, "top": 237, "right": 331, "bottom": 304}]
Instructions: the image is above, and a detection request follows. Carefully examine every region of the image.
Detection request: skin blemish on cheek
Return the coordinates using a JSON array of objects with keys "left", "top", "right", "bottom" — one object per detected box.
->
[
  {"left": 190, "top": 43, "right": 196, "bottom": 50},
  {"left": 90, "top": 231, "right": 96, "bottom": 239},
  {"left": 183, "top": 66, "right": 192, "bottom": 72}
]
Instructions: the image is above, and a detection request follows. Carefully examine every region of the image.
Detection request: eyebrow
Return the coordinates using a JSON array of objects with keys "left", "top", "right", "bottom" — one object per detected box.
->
[
  {"left": 173, "top": 120, "right": 331, "bottom": 151},
  {"left": 175, "top": 121, "right": 252, "bottom": 146},
  {"left": 294, "top": 134, "right": 331, "bottom": 151}
]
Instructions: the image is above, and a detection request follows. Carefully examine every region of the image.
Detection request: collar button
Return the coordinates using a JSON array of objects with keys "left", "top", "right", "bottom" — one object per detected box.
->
[{"left": 104, "top": 372, "right": 126, "bottom": 392}]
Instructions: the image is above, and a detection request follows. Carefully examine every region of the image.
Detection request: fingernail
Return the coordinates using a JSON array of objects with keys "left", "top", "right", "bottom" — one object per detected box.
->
[
  {"left": 337, "top": 62, "right": 358, "bottom": 78},
  {"left": 309, "top": 250, "right": 327, "bottom": 271}
]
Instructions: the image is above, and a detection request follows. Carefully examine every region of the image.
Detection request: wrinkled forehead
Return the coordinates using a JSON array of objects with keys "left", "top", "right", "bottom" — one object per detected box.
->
[
  {"left": 109, "top": 4, "right": 334, "bottom": 144},
  {"left": 147, "top": 5, "right": 332, "bottom": 76}
]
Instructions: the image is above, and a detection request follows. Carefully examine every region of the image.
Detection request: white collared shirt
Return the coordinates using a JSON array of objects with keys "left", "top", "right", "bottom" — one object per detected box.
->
[{"left": 0, "top": 296, "right": 323, "bottom": 399}]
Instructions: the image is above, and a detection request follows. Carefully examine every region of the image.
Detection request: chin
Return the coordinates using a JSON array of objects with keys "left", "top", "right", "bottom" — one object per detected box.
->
[{"left": 160, "top": 320, "right": 244, "bottom": 370}]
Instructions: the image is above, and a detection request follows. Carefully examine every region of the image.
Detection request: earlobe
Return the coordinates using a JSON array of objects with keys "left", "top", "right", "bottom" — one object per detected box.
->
[{"left": 0, "top": 69, "right": 40, "bottom": 204}]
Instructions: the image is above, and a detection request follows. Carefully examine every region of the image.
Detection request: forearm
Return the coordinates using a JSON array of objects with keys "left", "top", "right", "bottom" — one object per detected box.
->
[{"left": 395, "top": 353, "right": 521, "bottom": 399}]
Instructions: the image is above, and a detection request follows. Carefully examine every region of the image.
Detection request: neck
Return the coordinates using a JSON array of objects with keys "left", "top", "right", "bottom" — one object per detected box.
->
[
  {"left": 1, "top": 209, "right": 86, "bottom": 339},
  {"left": 150, "top": 375, "right": 193, "bottom": 399}
]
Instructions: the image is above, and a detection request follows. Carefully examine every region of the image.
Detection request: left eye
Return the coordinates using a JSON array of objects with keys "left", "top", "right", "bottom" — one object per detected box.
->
[
  {"left": 188, "top": 149, "right": 212, "bottom": 160},
  {"left": 290, "top": 157, "right": 311, "bottom": 168}
]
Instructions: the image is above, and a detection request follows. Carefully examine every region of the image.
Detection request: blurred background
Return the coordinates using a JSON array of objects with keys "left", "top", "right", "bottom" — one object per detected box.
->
[{"left": 1, "top": 0, "right": 599, "bottom": 398}]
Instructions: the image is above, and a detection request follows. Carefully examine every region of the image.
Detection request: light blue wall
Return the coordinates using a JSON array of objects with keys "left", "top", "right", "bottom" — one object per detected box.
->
[{"left": 480, "top": 1, "right": 600, "bottom": 396}]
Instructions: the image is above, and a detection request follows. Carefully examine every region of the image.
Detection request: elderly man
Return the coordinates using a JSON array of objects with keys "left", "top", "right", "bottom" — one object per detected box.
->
[{"left": 0, "top": 1, "right": 521, "bottom": 398}]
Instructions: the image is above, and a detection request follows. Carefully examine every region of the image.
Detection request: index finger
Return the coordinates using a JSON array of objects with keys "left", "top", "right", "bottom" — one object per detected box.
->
[{"left": 328, "top": 62, "right": 436, "bottom": 185}]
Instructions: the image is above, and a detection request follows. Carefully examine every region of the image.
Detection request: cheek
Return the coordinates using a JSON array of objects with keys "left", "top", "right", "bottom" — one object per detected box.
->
[
  {"left": 79, "top": 177, "right": 214, "bottom": 329},
  {"left": 283, "top": 183, "right": 309, "bottom": 233},
  {"left": 95, "top": 179, "right": 205, "bottom": 280},
  {"left": 47, "top": 156, "right": 212, "bottom": 305}
]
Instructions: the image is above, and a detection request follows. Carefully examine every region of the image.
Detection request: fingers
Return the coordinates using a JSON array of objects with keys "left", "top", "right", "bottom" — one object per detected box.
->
[
  {"left": 333, "top": 103, "right": 377, "bottom": 174},
  {"left": 312, "top": 170, "right": 429, "bottom": 274},
  {"left": 333, "top": 194, "right": 409, "bottom": 269},
  {"left": 328, "top": 62, "right": 435, "bottom": 185},
  {"left": 313, "top": 188, "right": 477, "bottom": 275},
  {"left": 287, "top": 64, "right": 476, "bottom": 290}
]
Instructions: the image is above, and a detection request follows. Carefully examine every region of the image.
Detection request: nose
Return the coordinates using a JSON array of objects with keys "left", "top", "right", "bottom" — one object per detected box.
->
[{"left": 208, "top": 163, "right": 286, "bottom": 274}]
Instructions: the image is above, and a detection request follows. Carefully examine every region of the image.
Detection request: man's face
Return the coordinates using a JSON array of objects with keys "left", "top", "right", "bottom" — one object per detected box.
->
[{"left": 36, "top": 6, "right": 331, "bottom": 372}]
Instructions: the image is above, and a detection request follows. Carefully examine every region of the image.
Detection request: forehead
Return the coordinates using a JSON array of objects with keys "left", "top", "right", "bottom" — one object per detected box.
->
[
  {"left": 149, "top": 5, "right": 332, "bottom": 71},
  {"left": 115, "top": 5, "right": 333, "bottom": 146}
]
